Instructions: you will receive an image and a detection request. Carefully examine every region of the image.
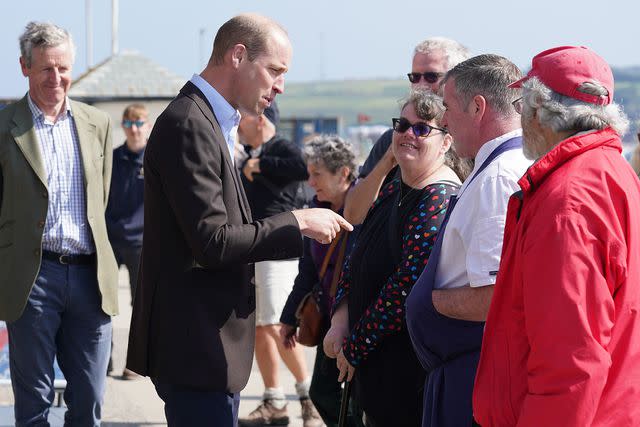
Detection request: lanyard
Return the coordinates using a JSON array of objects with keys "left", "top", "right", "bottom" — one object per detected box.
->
[{"left": 457, "top": 136, "right": 523, "bottom": 199}]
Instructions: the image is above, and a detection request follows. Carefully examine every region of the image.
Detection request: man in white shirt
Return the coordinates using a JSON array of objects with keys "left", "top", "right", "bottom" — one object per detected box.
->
[
  {"left": 433, "top": 54, "right": 531, "bottom": 319},
  {"left": 405, "top": 54, "right": 531, "bottom": 427}
]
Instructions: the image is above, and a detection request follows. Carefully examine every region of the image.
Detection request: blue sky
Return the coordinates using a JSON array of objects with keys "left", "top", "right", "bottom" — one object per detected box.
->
[{"left": 2, "top": 0, "right": 638, "bottom": 97}]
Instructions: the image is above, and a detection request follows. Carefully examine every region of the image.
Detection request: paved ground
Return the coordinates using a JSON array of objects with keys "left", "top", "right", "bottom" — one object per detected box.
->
[{"left": 0, "top": 268, "right": 319, "bottom": 427}]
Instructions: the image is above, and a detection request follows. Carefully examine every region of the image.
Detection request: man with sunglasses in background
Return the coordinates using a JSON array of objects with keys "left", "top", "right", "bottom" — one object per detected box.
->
[
  {"left": 405, "top": 54, "right": 531, "bottom": 426},
  {"left": 341, "top": 37, "right": 470, "bottom": 226},
  {"left": 105, "top": 103, "right": 151, "bottom": 380}
]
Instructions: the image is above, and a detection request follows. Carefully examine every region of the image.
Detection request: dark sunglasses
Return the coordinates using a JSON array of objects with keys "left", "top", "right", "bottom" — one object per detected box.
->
[
  {"left": 407, "top": 71, "right": 445, "bottom": 84},
  {"left": 392, "top": 117, "right": 447, "bottom": 137},
  {"left": 122, "top": 119, "right": 146, "bottom": 128}
]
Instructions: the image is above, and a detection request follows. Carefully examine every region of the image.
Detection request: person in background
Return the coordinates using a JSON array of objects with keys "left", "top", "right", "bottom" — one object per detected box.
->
[
  {"left": 474, "top": 46, "right": 640, "bottom": 427},
  {"left": 325, "top": 90, "right": 465, "bottom": 426},
  {"left": 237, "top": 102, "right": 321, "bottom": 427},
  {"left": 343, "top": 37, "right": 470, "bottom": 226},
  {"left": 105, "top": 103, "right": 150, "bottom": 380},
  {"left": 405, "top": 54, "right": 530, "bottom": 427},
  {"left": 0, "top": 21, "right": 118, "bottom": 426},
  {"left": 280, "top": 135, "right": 363, "bottom": 427}
]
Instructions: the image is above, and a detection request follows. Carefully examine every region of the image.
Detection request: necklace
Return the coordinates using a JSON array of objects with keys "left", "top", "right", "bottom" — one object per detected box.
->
[
  {"left": 398, "top": 183, "right": 420, "bottom": 207},
  {"left": 397, "top": 163, "right": 445, "bottom": 207}
]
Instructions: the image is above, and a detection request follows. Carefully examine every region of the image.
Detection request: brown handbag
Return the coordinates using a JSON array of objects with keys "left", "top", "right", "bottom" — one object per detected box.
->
[{"left": 295, "top": 231, "right": 349, "bottom": 347}]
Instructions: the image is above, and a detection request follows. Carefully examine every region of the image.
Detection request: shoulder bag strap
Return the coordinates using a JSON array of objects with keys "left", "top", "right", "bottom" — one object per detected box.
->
[{"left": 328, "top": 232, "right": 350, "bottom": 298}]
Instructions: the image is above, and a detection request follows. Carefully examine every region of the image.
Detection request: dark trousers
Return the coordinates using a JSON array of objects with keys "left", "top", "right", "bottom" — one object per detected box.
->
[
  {"left": 309, "top": 344, "right": 364, "bottom": 427},
  {"left": 152, "top": 379, "right": 240, "bottom": 427},
  {"left": 7, "top": 259, "right": 112, "bottom": 427},
  {"left": 112, "top": 245, "right": 141, "bottom": 303}
]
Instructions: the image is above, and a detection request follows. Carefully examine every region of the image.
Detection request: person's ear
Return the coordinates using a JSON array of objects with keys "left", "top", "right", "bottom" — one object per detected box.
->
[
  {"left": 339, "top": 166, "right": 350, "bottom": 181},
  {"left": 470, "top": 94, "right": 487, "bottom": 123},
  {"left": 19, "top": 57, "right": 29, "bottom": 77},
  {"left": 230, "top": 44, "right": 247, "bottom": 68},
  {"left": 441, "top": 133, "right": 453, "bottom": 155}
]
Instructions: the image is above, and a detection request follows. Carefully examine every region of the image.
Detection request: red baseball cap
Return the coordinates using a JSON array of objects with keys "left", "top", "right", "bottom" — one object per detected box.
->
[{"left": 509, "top": 46, "right": 613, "bottom": 105}]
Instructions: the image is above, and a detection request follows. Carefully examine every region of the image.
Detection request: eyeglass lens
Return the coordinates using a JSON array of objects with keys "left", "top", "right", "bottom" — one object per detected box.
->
[
  {"left": 407, "top": 72, "right": 442, "bottom": 84},
  {"left": 393, "top": 117, "right": 433, "bottom": 137},
  {"left": 123, "top": 120, "right": 145, "bottom": 128}
]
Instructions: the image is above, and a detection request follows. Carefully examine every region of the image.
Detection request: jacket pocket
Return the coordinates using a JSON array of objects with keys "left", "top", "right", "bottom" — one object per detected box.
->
[{"left": 489, "top": 330, "right": 517, "bottom": 425}]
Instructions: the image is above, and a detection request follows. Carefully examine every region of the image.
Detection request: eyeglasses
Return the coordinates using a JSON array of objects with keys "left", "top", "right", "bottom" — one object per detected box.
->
[
  {"left": 407, "top": 72, "right": 445, "bottom": 84},
  {"left": 392, "top": 117, "right": 447, "bottom": 137},
  {"left": 122, "top": 119, "right": 146, "bottom": 128},
  {"left": 512, "top": 97, "right": 523, "bottom": 115}
]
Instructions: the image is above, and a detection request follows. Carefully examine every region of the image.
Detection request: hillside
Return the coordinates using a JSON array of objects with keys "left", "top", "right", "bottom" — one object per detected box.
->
[{"left": 278, "top": 68, "right": 640, "bottom": 142}]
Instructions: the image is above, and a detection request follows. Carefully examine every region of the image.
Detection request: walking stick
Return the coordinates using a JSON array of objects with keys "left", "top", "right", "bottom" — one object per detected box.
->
[{"left": 338, "top": 380, "right": 352, "bottom": 427}]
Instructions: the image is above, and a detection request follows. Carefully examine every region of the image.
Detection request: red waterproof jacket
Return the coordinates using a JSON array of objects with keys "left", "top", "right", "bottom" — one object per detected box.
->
[{"left": 473, "top": 128, "right": 640, "bottom": 426}]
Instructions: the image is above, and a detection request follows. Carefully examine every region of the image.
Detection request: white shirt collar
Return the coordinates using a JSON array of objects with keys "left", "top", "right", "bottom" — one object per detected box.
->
[
  {"left": 473, "top": 128, "right": 523, "bottom": 168},
  {"left": 27, "top": 93, "right": 73, "bottom": 124},
  {"left": 459, "top": 128, "right": 523, "bottom": 194},
  {"left": 189, "top": 74, "right": 241, "bottom": 134}
]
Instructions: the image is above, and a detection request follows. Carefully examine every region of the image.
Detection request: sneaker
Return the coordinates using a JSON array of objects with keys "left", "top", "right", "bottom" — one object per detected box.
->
[
  {"left": 238, "top": 399, "right": 289, "bottom": 426},
  {"left": 300, "top": 398, "right": 324, "bottom": 427}
]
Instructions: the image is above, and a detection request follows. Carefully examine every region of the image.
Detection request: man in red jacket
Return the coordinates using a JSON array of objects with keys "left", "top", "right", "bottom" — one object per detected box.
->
[{"left": 473, "top": 46, "right": 640, "bottom": 426}]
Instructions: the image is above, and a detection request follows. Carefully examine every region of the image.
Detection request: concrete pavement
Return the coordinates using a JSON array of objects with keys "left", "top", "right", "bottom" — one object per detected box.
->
[{"left": 0, "top": 267, "right": 320, "bottom": 426}]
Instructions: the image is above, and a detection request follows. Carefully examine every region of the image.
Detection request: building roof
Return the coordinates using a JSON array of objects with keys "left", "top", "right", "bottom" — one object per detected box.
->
[{"left": 69, "top": 50, "right": 186, "bottom": 100}]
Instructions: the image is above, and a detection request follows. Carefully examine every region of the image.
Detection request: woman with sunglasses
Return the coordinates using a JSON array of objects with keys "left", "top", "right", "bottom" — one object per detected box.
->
[{"left": 324, "top": 90, "right": 468, "bottom": 426}]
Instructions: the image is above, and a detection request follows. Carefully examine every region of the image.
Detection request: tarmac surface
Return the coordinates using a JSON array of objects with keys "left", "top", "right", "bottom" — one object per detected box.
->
[{"left": 0, "top": 268, "right": 319, "bottom": 427}]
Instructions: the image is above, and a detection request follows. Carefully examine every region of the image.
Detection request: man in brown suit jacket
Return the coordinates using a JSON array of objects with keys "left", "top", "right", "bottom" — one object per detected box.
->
[{"left": 126, "top": 13, "right": 351, "bottom": 426}]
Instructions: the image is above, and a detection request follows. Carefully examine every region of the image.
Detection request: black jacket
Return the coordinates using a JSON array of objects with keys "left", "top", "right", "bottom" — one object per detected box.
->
[
  {"left": 241, "top": 135, "right": 308, "bottom": 219},
  {"left": 106, "top": 144, "right": 145, "bottom": 248}
]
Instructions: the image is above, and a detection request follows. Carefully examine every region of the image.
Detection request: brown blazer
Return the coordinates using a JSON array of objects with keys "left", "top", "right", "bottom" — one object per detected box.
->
[{"left": 126, "top": 82, "right": 303, "bottom": 392}]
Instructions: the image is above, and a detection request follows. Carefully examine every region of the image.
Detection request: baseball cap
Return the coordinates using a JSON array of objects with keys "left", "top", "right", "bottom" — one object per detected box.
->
[
  {"left": 509, "top": 46, "right": 613, "bottom": 105},
  {"left": 263, "top": 101, "right": 280, "bottom": 128}
]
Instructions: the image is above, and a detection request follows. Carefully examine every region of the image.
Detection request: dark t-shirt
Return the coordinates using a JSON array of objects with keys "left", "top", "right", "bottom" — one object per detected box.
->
[
  {"left": 359, "top": 129, "right": 393, "bottom": 178},
  {"left": 340, "top": 179, "right": 459, "bottom": 425}
]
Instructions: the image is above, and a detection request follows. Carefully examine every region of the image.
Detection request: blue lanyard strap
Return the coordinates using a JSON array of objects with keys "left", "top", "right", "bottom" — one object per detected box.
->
[{"left": 464, "top": 136, "right": 522, "bottom": 189}]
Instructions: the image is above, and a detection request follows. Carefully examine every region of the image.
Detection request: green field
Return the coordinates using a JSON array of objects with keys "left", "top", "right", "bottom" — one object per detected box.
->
[
  {"left": 279, "top": 70, "right": 640, "bottom": 142},
  {"left": 278, "top": 78, "right": 408, "bottom": 128}
]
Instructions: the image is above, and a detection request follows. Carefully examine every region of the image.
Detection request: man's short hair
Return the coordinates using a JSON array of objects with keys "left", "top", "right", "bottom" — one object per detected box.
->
[
  {"left": 210, "top": 14, "right": 286, "bottom": 65},
  {"left": 19, "top": 21, "right": 75, "bottom": 68},
  {"left": 122, "top": 104, "right": 148, "bottom": 121},
  {"left": 414, "top": 37, "right": 470, "bottom": 70},
  {"left": 443, "top": 54, "right": 522, "bottom": 117}
]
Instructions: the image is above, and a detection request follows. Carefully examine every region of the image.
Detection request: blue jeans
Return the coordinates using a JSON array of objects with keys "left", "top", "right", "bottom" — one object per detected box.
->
[
  {"left": 153, "top": 379, "right": 240, "bottom": 427},
  {"left": 7, "top": 258, "right": 112, "bottom": 427}
]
